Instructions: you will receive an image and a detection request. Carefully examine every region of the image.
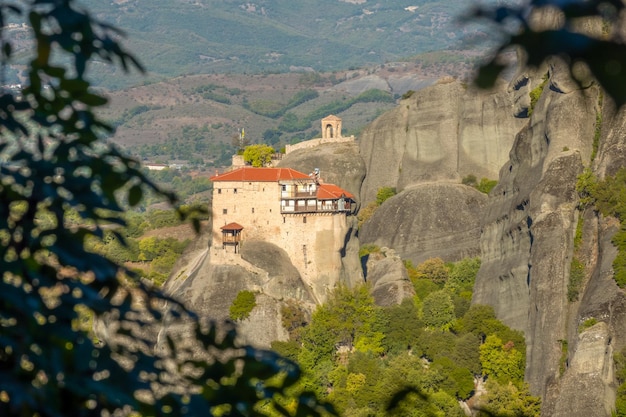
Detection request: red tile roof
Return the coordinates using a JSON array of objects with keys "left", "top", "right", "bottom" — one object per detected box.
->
[
  {"left": 317, "top": 184, "right": 355, "bottom": 200},
  {"left": 211, "top": 167, "right": 311, "bottom": 182},
  {"left": 221, "top": 222, "right": 244, "bottom": 231}
]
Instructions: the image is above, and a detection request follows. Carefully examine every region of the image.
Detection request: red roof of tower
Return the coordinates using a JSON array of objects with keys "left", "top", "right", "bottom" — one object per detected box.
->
[
  {"left": 316, "top": 184, "right": 355, "bottom": 200},
  {"left": 211, "top": 167, "right": 311, "bottom": 182}
]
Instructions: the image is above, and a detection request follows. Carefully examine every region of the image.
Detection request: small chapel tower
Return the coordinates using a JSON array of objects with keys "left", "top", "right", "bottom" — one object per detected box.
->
[{"left": 321, "top": 115, "right": 342, "bottom": 139}]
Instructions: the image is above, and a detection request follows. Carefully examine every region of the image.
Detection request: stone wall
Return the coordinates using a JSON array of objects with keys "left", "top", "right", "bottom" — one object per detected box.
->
[{"left": 285, "top": 135, "right": 355, "bottom": 155}]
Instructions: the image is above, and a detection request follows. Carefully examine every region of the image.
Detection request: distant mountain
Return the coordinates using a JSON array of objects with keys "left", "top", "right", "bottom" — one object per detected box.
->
[{"left": 72, "top": 0, "right": 496, "bottom": 89}]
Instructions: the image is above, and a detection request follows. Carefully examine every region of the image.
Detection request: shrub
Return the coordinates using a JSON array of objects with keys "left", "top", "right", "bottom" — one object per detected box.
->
[
  {"left": 578, "top": 317, "right": 598, "bottom": 333},
  {"left": 462, "top": 174, "right": 477, "bottom": 187},
  {"left": 376, "top": 186, "right": 397, "bottom": 205},
  {"left": 359, "top": 244, "right": 380, "bottom": 258},
  {"left": 401, "top": 90, "right": 415, "bottom": 100},
  {"left": 229, "top": 290, "right": 257, "bottom": 321},
  {"left": 567, "top": 257, "right": 585, "bottom": 302},
  {"left": 528, "top": 74, "right": 549, "bottom": 117},
  {"left": 357, "top": 201, "right": 379, "bottom": 229},
  {"left": 476, "top": 178, "right": 498, "bottom": 194}
]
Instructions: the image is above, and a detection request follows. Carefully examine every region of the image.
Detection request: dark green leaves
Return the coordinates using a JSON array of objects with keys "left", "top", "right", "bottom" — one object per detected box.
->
[{"left": 470, "top": 0, "right": 626, "bottom": 107}]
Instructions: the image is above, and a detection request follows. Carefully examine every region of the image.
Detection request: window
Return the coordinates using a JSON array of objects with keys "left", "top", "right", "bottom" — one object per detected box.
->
[
  {"left": 303, "top": 216, "right": 307, "bottom": 224},
  {"left": 281, "top": 185, "right": 286, "bottom": 191},
  {"left": 251, "top": 208, "right": 255, "bottom": 214},
  {"left": 217, "top": 189, "right": 221, "bottom": 194},
  {"left": 283, "top": 217, "right": 286, "bottom": 224},
  {"left": 233, "top": 188, "right": 238, "bottom": 194},
  {"left": 223, "top": 209, "right": 227, "bottom": 215}
]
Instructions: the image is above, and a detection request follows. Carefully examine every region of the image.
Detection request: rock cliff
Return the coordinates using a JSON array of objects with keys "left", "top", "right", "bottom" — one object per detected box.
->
[
  {"left": 163, "top": 49, "right": 626, "bottom": 417},
  {"left": 356, "top": 58, "right": 626, "bottom": 415},
  {"left": 360, "top": 183, "right": 488, "bottom": 265},
  {"left": 358, "top": 78, "right": 526, "bottom": 203}
]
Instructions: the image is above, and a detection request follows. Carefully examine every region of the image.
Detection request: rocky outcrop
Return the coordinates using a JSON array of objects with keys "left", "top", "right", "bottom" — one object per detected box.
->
[
  {"left": 240, "top": 240, "right": 315, "bottom": 304},
  {"left": 553, "top": 322, "right": 616, "bottom": 417},
  {"left": 360, "top": 183, "right": 488, "bottom": 265},
  {"left": 278, "top": 141, "right": 365, "bottom": 207},
  {"left": 471, "top": 58, "right": 626, "bottom": 416},
  {"left": 363, "top": 247, "right": 415, "bottom": 306},
  {"left": 358, "top": 79, "right": 526, "bottom": 203},
  {"left": 165, "top": 240, "right": 317, "bottom": 348}
]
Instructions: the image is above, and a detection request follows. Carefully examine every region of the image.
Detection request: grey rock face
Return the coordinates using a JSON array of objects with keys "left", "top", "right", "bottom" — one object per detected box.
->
[
  {"left": 240, "top": 240, "right": 315, "bottom": 304},
  {"left": 358, "top": 79, "right": 525, "bottom": 203},
  {"left": 363, "top": 248, "right": 415, "bottom": 306},
  {"left": 360, "top": 183, "right": 488, "bottom": 265},
  {"left": 472, "top": 59, "right": 626, "bottom": 416},
  {"left": 552, "top": 322, "right": 615, "bottom": 417},
  {"left": 278, "top": 141, "right": 365, "bottom": 205}
]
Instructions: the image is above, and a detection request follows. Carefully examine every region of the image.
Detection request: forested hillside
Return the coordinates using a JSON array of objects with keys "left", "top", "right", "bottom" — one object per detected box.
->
[
  {"left": 267, "top": 257, "right": 540, "bottom": 416},
  {"left": 72, "top": 0, "right": 491, "bottom": 89}
]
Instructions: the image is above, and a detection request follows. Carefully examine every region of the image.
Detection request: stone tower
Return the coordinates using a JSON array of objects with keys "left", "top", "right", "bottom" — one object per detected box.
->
[{"left": 321, "top": 115, "right": 342, "bottom": 139}]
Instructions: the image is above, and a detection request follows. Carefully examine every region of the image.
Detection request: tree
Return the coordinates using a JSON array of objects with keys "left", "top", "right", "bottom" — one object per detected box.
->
[
  {"left": 0, "top": 2, "right": 333, "bottom": 416},
  {"left": 471, "top": 0, "right": 626, "bottom": 108},
  {"left": 476, "top": 380, "right": 541, "bottom": 417},
  {"left": 243, "top": 144, "right": 276, "bottom": 167},
  {"left": 480, "top": 335, "right": 526, "bottom": 386},
  {"left": 422, "top": 290, "right": 456, "bottom": 330}
]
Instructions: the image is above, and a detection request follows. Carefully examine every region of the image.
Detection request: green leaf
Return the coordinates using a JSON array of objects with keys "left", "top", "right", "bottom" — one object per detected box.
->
[{"left": 127, "top": 185, "right": 143, "bottom": 207}]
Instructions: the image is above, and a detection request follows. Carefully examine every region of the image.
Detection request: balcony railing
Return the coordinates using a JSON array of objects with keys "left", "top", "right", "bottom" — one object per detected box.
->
[
  {"left": 281, "top": 191, "right": 316, "bottom": 199},
  {"left": 280, "top": 203, "right": 352, "bottom": 214}
]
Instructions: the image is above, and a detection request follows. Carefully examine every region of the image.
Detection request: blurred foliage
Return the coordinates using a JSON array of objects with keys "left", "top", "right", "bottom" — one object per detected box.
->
[
  {"left": 0, "top": 2, "right": 334, "bottom": 416},
  {"left": 470, "top": 0, "right": 626, "bottom": 108}
]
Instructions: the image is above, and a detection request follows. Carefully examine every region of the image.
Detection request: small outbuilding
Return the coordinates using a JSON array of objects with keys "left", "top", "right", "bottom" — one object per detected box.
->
[{"left": 220, "top": 222, "right": 244, "bottom": 253}]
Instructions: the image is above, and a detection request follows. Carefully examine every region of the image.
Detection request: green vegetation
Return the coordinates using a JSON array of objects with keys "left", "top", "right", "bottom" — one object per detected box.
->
[
  {"left": 85, "top": 207, "right": 207, "bottom": 286},
  {"left": 568, "top": 216, "right": 585, "bottom": 302},
  {"left": 615, "top": 346, "right": 626, "bottom": 417},
  {"left": 576, "top": 167, "right": 626, "bottom": 288},
  {"left": 243, "top": 144, "right": 276, "bottom": 167},
  {"left": 578, "top": 318, "right": 598, "bottom": 333},
  {"left": 376, "top": 186, "right": 397, "bottom": 205},
  {"left": 558, "top": 340, "right": 568, "bottom": 376},
  {"left": 129, "top": 123, "right": 234, "bottom": 167},
  {"left": 191, "top": 83, "right": 242, "bottom": 104},
  {"left": 592, "top": 93, "right": 603, "bottom": 162},
  {"left": 112, "top": 104, "right": 164, "bottom": 127},
  {"left": 274, "top": 257, "right": 538, "bottom": 416},
  {"left": 358, "top": 186, "right": 398, "bottom": 228},
  {"left": 402, "top": 90, "right": 416, "bottom": 99},
  {"left": 245, "top": 89, "right": 319, "bottom": 118},
  {"left": 528, "top": 74, "right": 549, "bottom": 117},
  {"left": 568, "top": 257, "right": 585, "bottom": 302},
  {"left": 142, "top": 168, "right": 212, "bottom": 206},
  {"left": 229, "top": 290, "right": 257, "bottom": 321},
  {"left": 76, "top": 1, "right": 479, "bottom": 89},
  {"left": 462, "top": 174, "right": 498, "bottom": 194},
  {"left": 359, "top": 244, "right": 381, "bottom": 259},
  {"left": 279, "top": 89, "right": 394, "bottom": 133}
]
